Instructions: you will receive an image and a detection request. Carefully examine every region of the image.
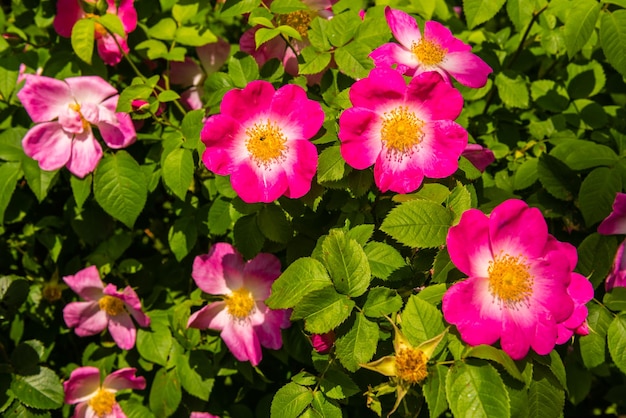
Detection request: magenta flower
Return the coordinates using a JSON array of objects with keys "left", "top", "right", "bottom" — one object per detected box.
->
[
  {"left": 338, "top": 68, "right": 467, "bottom": 194},
  {"left": 370, "top": 7, "right": 492, "bottom": 88},
  {"left": 462, "top": 143, "right": 495, "bottom": 172},
  {"left": 200, "top": 80, "right": 324, "bottom": 203},
  {"left": 170, "top": 38, "right": 231, "bottom": 110},
  {"left": 187, "top": 243, "right": 291, "bottom": 366},
  {"left": 311, "top": 330, "right": 335, "bottom": 354},
  {"left": 442, "top": 200, "right": 593, "bottom": 359},
  {"left": 598, "top": 193, "right": 626, "bottom": 291},
  {"left": 190, "top": 413, "right": 220, "bottom": 418},
  {"left": 17, "top": 74, "right": 136, "bottom": 178},
  {"left": 64, "top": 366, "right": 145, "bottom": 418},
  {"left": 53, "top": 0, "right": 137, "bottom": 66},
  {"left": 606, "top": 241, "right": 626, "bottom": 291},
  {"left": 63, "top": 266, "right": 150, "bottom": 350}
]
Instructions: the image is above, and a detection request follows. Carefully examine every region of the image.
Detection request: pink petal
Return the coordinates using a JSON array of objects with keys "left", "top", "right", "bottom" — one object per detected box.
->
[
  {"left": 65, "top": 76, "right": 118, "bottom": 106},
  {"left": 17, "top": 75, "right": 73, "bottom": 123},
  {"left": 187, "top": 302, "right": 228, "bottom": 330},
  {"left": 108, "top": 403, "right": 126, "bottom": 418},
  {"left": 96, "top": 33, "right": 128, "bottom": 66},
  {"left": 112, "top": 0, "right": 138, "bottom": 33},
  {"left": 462, "top": 144, "right": 495, "bottom": 172},
  {"left": 282, "top": 140, "right": 318, "bottom": 199},
  {"left": 192, "top": 243, "right": 245, "bottom": 294},
  {"left": 220, "top": 81, "right": 275, "bottom": 124},
  {"left": 53, "top": 0, "right": 84, "bottom": 38},
  {"left": 385, "top": 7, "right": 421, "bottom": 50},
  {"left": 64, "top": 366, "right": 101, "bottom": 404},
  {"left": 63, "top": 300, "right": 100, "bottom": 329},
  {"left": 338, "top": 108, "right": 381, "bottom": 170},
  {"left": 180, "top": 86, "right": 204, "bottom": 111},
  {"left": 116, "top": 286, "right": 150, "bottom": 328},
  {"left": 22, "top": 122, "right": 73, "bottom": 172},
  {"left": 103, "top": 368, "right": 146, "bottom": 392},
  {"left": 499, "top": 314, "right": 534, "bottom": 360},
  {"left": 201, "top": 115, "right": 244, "bottom": 175},
  {"left": 607, "top": 240, "right": 626, "bottom": 291},
  {"left": 423, "top": 21, "right": 471, "bottom": 53},
  {"left": 242, "top": 253, "right": 282, "bottom": 300},
  {"left": 66, "top": 130, "right": 103, "bottom": 178},
  {"left": 57, "top": 106, "right": 85, "bottom": 134},
  {"left": 96, "top": 100, "right": 137, "bottom": 149},
  {"left": 598, "top": 193, "right": 626, "bottom": 235},
  {"left": 488, "top": 200, "right": 548, "bottom": 259},
  {"left": 255, "top": 307, "right": 290, "bottom": 350},
  {"left": 63, "top": 266, "right": 105, "bottom": 300},
  {"left": 349, "top": 68, "right": 407, "bottom": 111},
  {"left": 170, "top": 58, "right": 203, "bottom": 87},
  {"left": 446, "top": 208, "right": 492, "bottom": 277},
  {"left": 406, "top": 71, "right": 464, "bottom": 120},
  {"left": 221, "top": 319, "right": 262, "bottom": 365},
  {"left": 440, "top": 51, "right": 493, "bottom": 89},
  {"left": 531, "top": 310, "right": 559, "bottom": 355},
  {"left": 373, "top": 149, "right": 425, "bottom": 194},
  {"left": 191, "top": 413, "right": 220, "bottom": 418},
  {"left": 369, "top": 43, "right": 417, "bottom": 76},
  {"left": 197, "top": 38, "right": 231, "bottom": 74},
  {"left": 270, "top": 85, "right": 324, "bottom": 139},
  {"left": 311, "top": 331, "right": 335, "bottom": 354},
  {"left": 73, "top": 307, "right": 109, "bottom": 337},
  {"left": 73, "top": 402, "right": 89, "bottom": 418},
  {"left": 108, "top": 312, "right": 136, "bottom": 350},
  {"left": 230, "top": 160, "right": 288, "bottom": 203},
  {"left": 416, "top": 121, "right": 468, "bottom": 179}
]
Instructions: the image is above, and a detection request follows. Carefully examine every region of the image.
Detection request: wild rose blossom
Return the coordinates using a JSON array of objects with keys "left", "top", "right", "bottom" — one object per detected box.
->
[
  {"left": 63, "top": 265, "right": 150, "bottom": 350},
  {"left": 338, "top": 67, "right": 468, "bottom": 194},
  {"left": 598, "top": 192, "right": 626, "bottom": 290},
  {"left": 200, "top": 80, "right": 324, "bottom": 203},
  {"left": 64, "top": 366, "right": 145, "bottom": 418},
  {"left": 370, "top": 7, "right": 492, "bottom": 88},
  {"left": 187, "top": 243, "right": 291, "bottom": 366},
  {"left": 17, "top": 74, "right": 136, "bottom": 178},
  {"left": 442, "top": 199, "right": 593, "bottom": 359},
  {"left": 53, "top": 0, "right": 137, "bottom": 66}
]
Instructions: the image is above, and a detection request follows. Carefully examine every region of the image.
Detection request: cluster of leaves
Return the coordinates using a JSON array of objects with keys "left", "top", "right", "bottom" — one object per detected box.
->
[{"left": 1, "top": 0, "right": 626, "bottom": 417}]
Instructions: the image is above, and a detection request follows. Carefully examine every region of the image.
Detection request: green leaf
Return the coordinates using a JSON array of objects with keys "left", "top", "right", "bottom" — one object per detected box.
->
[
  {"left": 0, "top": 128, "right": 26, "bottom": 162},
  {"left": 270, "top": 0, "right": 308, "bottom": 13},
  {"left": 291, "top": 287, "right": 355, "bottom": 333},
  {"left": 345, "top": 224, "right": 374, "bottom": 247},
  {"left": 335, "top": 313, "right": 379, "bottom": 372},
  {"left": 10, "top": 367, "right": 64, "bottom": 410},
  {"left": 162, "top": 148, "right": 193, "bottom": 201},
  {"left": 137, "top": 325, "right": 173, "bottom": 367},
  {"left": 149, "top": 368, "right": 181, "bottom": 418},
  {"left": 21, "top": 157, "right": 58, "bottom": 203},
  {"left": 506, "top": 0, "right": 535, "bottom": 32},
  {"left": 208, "top": 197, "right": 232, "bottom": 235},
  {"left": 255, "top": 27, "right": 282, "bottom": 48},
  {"left": 446, "top": 361, "right": 510, "bottom": 418},
  {"left": 564, "top": 0, "right": 601, "bottom": 58},
  {"left": 117, "top": 84, "right": 154, "bottom": 113},
  {"left": 513, "top": 159, "right": 538, "bottom": 191},
  {"left": 578, "top": 166, "right": 622, "bottom": 227},
  {"left": 334, "top": 41, "right": 374, "bottom": 80},
  {"left": 220, "top": 0, "right": 261, "bottom": 18},
  {"left": 147, "top": 18, "right": 177, "bottom": 40},
  {"left": 175, "top": 350, "right": 215, "bottom": 401},
  {"left": 423, "top": 364, "right": 449, "bottom": 418},
  {"left": 310, "top": 392, "right": 342, "bottom": 418},
  {"left": 228, "top": 54, "right": 260, "bottom": 88},
  {"left": 94, "top": 151, "right": 147, "bottom": 228},
  {"left": 270, "top": 382, "right": 313, "bottom": 418},
  {"left": 551, "top": 139, "right": 619, "bottom": 170},
  {"left": 233, "top": 214, "right": 265, "bottom": 260},
  {"left": 528, "top": 365, "right": 564, "bottom": 418},
  {"left": 0, "top": 162, "right": 22, "bottom": 223},
  {"left": 258, "top": 204, "right": 293, "bottom": 243},
  {"left": 604, "top": 287, "right": 626, "bottom": 311},
  {"left": 0, "top": 56, "right": 20, "bottom": 102},
  {"left": 266, "top": 257, "right": 332, "bottom": 309},
  {"left": 464, "top": 345, "right": 524, "bottom": 382},
  {"left": 402, "top": 295, "right": 445, "bottom": 348},
  {"left": 319, "top": 369, "right": 360, "bottom": 400},
  {"left": 537, "top": 154, "right": 580, "bottom": 201},
  {"left": 175, "top": 26, "right": 217, "bottom": 46},
  {"left": 317, "top": 145, "right": 348, "bottom": 183},
  {"left": 181, "top": 109, "right": 205, "bottom": 150},
  {"left": 608, "top": 314, "right": 626, "bottom": 375},
  {"left": 495, "top": 71, "right": 529, "bottom": 109},
  {"left": 326, "top": 11, "right": 361, "bottom": 47},
  {"left": 463, "top": 0, "right": 506, "bottom": 28},
  {"left": 381, "top": 199, "right": 453, "bottom": 248},
  {"left": 71, "top": 18, "right": 95, "bottom": 64},
  {"left": 364, "top": 241, "right": 407, "bottom": 280},
  {"left": 448, "top": 183, "right": 473, "bottom": 223},
  {"left": 157, "top": 90, "right": 180, "bottom": 102},
  {"left": 567, "top": 61, "right": 606, "bottom": 99},
  {"left": 579, "top": 302, "right": 612, "bottom": 369},
  {"left": 531, "top": 79, "right": 570, "bottom": 112},
  {"left": 600, "top": 10, "right": 626, "bottom": 78},
  {"left": 70, "top": 174, "right": 92, "bottom": 209},
  {"left": 362, "top": 287, "right": 403, "bottom": 318},
  {"left": 98, "top": 14, "right": 125, "bottom": 36},
  {"left": 172, "top": 2, "right": 199, "bottom": 23},
  {"left": 322, "top": 230, "right": 371, "bottom": 297},
  {"left": 299, "top": 47, "right": 332, "bottom": 75},
  {"left": 168, "top": 216, "right": 198, "bottom": 261},
  {"left": 577, "top": 233, "right": 618, "bottom": 289}
]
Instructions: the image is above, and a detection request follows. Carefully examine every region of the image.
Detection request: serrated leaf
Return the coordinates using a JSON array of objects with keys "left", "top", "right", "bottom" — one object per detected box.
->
[
  {"left": 322, "top": 230, "right": 371, "bottom": 297},
  {"left": 299, "top": 48, "right": 332, "bottom": 75},
  {"left": 513, "top": 159, "right": 538, "bottom": 191},
  {"left": 175, "top": 26, "right": 217, "bottom": 46},
  {"left": 448, "top": 183, "right": 472, "bottom": 223},
  {"left": 98, "top": 14, "right": 125, "bottom": 36},
  {"left": 495, "top": 71, "right": 529, "bottom": 109},
  {"left": 345, "top": 224, "right": 374, "bottom": 247},
  {"left": 326, "top": 11, "right": 361, "bottom": 47},
  {"left": 233, "top": 214, "right": 265, "bottom": 260},
  {"left": 71, "top": 18, "right": 95, "bottom": 64},
  {"left": 423, "top": 364, "right": 449, "bottom": 418},
  {"left": 149, "top": 368, "right": 181, "bottom": 418},
  {"left": 319, "top": 369, "right": 360, "bottom": 400},
  {"left": 21, "top": 157, "right": 58, "bottom": 203},
  {"left": 463, "top": 0, "right": 506, "bottom": 28},
  {"left": 335, "top": 313, "right": 379, "bottom": 372},
  {"left": 578, "top": 166, "right": 622, "bottom": 227},
  {"left": 10, "top": 367, "right": 64, "bottom": 410},
  {"left": 137, "top": 325, "right": 173, "bottom": 367},
  {"left": 464, "top": 345, "right": 524, "bottom": 382},
  {"left": 317, "top": 146, "right": 348, "bottom": 183},
  {"left": 0, "top": 162, "right": 22, "bottom": 223},
  {"left": 579, "top": 302, "right": 612, "bottom": 369},
  {"left": 402, "top": 295, "right": 445, "bottom": 349},
  {"left": 528, "top": 365, "right": 564, "bottom": 418},
  {"left": 604, "top": 287, "right": 626, "bottom": 311},
  {"left": 310, "top": 392, "right": 342, "bottom": 418},
  {"left": 362, "top": 287, "right": 403, "bottom": 318},
  {"left": 175, "top": 350, "right": 215, "bottom": 401},
  {"left": 537, "top": 153, "right": 580, "bottom": 201},
  {"left": 93, "top": 151, "right": 147, "bottom": 228},
  {"left": 147, "top": 18, "right": 177, "bottom": 40},
  {"left": 181, "top": 109, "right": 205, "bottom": 150},
  {"left": 364, "top": 241, "right": 407, "bottom": 280},
  {"left": 608, "top": 314, "right": 626, "bottom": 375},
  {"left": 168, "top": 216, "right": 198, "bottom": 261},
  {"left": 157, "top": 90, "right": 180, "bottom": 102},
  {"left": 600, "top": 10, "right": 626, "bottom": 78},
  {"left": 270, "top": 382, "right": 313, "bottom": 418},
  {"left": 506, "top": 0, "right": 535, "bottom": 32},
  {"left": 70, "top": 174, "right": 92, "bottom": 209},
  {"left": 334, "top": 42, "right": 374, "bottom": 79},
  {"left": 220, "top": 0, "right": 261, "bottom": 18},
  {"left": 267, "top": 257, "right": 332, "bottom": 309},
  {"left": 291, "top": 287, "right": 355, "bottom": 333},
  {"left": 0, "top": 128, "right": 26, "bottom": 162},
  {"left": 228, "top": 54, "right": 260, "bottom": 88},
  {"left": 162, "top": 148, "right": 193, "bottom": 201},
  {"left": 207, "top": 197, "right": 231, "bottom": 235},
  {"left": 564, "top": 0, "right": 601, "bottom": 58},
  {"left": 258, "top": 204, "right": 293, "bottom": 243},
  {"left": 550, "top": 139, "right": 618, "bottom": 170},
  {"left": 381, "top": 200, "right": 453, "bottom": 248}
]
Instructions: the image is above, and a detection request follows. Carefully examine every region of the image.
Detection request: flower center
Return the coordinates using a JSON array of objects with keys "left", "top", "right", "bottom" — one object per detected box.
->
[
  {"left": 278, "top": 10, "right": 314, "bottom": 38},
  {"left": 68, "top": 103, "right": 91, "bottom": 130},
  {"left": 411, "top": 39, "right": 447, "bottom": 66},
  {"left": 488, "top": 253, "right": 533, "bottom": 306},
  {"left": 394, "top": 347, "right": 428, "bottom": 384},
  {"left": 98, "top": 295, "right": 125, "bottom": 316},
  {"left": 224, "top": 287, "right": 255, "bottom": 319},
  {"left": 380, "top": 106, "right": 424, "bottom": 155},
  {"left": 88, "top": 389, "right": 116, "bottom": 417},
  {"left": 245, "top": 119, "right": 287, "bottom": 167}
]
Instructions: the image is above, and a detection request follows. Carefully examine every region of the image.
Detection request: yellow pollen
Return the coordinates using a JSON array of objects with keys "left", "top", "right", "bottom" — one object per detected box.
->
[
  {"left": 380, "top": 106, "right": 424, "bottom": 155},
  {"left": 395, "top": 347, "right": 428, "bottom": 384},
  {"left": 68, "top": 103, "right": 91, "bottom": 130},
  {"left": 225, "top": 288, "right": 255, "bottom": 319},
  {"left": 278, "top": 10, "right": 314, "bottom": 38},
  {"left": 411, "top": 39, "right": 447, "bottom": 66},
  {"left": 488, "top": 253, "right": 533, "bottom": 306},
  {"left": 94, "top": 21, "right": 108, "bottom": 36},
  {"left": 245, "top": 119, "right": 287, "bottom": 167},
  {"left": 98, "top": 295, "right": 126, "bottom": 316},
  {"left": 88, "top": 389, "right": 116, "bottom": 417}
]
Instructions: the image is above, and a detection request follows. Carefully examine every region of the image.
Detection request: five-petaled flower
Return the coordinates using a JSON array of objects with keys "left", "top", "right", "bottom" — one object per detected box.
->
[
  {"left": 200, "top": 80, "right": 324, "bottom": 203},
  {"left": 64, "top": 366, "right": 145, "bottom": 418},
  {"left": 63, "top": 265, "right": 150, "bottom": 350},
  {"left": 187, "top": 243, "right": 291, "bottom": 366},
  {"left": 17, "top": 74, "right": 136, "bottom": 178},
  {"left": 338, "top": 67, "right": 468, "bottom": 194},
  {"left": 442, "top": 199, "right": 593, "bottom": 360},
  {"left": 370, "top": 7, "right": 492, "bottom": 88}
]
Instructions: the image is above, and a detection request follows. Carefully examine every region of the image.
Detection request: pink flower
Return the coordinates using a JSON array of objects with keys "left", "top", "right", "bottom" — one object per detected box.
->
[
  {"left": 62, "top": 266, "right": 150, "bottom": 350},
  {"left": 338, "top": 68, "right": 468, "bottom": 194},
  {"left": 187, "top": 243, "right": 291, "bottom": 366},
  {"left": 311, "top": 331, "right": 335, "bottom": 354},
  {"left": 462, "top": 143, "right": 495, "bottom": 172},
  {"left": 53, "top": 0, "right": 137, "bottom": 66},
  {"left": 64, "top": 366, "right": 145, "bottom": 418},
  {"left": 190, "top": 413, "right": 220, "bottom": 418},
  {"left": 370, "top": 7, "right": 492, "bottom": 88},
  {"left": 598, "top": 192, "right": 626, "bottom": 235},
  {"left": 200, "top": 80, "right": 324, "bottom": 203},
  {"left": 442, "top": 200, "right": 593, "bottom": 359},
  {"left": 170, "top": 38, "right": 231, "bottom": 110},
  {"left": 605, "top": 241, "right": 626, "bottom": 291},
  {"left": 17, "top": 74, "right": 136, "bottom": 178}
]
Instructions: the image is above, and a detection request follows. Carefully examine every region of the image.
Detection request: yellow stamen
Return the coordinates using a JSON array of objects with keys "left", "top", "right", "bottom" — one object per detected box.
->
[
  {"left": 488, "top": 253, "right": 533, "bottom": 306},
  {"left": 411, "top": 39, "right": 447, "bottom": 66},
  {"left": 277, "top": 10, "right": 314, "bottom": 38},
  {"left": 68, "top": 103, "right": 91, "bottom": 130},
  {"left": 394, "top": 347, "right": 428, "bottom": 384},
  {"left": 88, "top": 389, "right": 116, "bottom": 417},
  {"left": 224, "top": 288, "right": 255, "bottom": 319},
  {"left": 94, "top": 21, "right": 107, "bottom": 36},
  {"left": 380, "top": 106, "right": 424, "bottom": 156},
  {"left": 98, "top": 295, "right": 125, "bottom": 316},
  {"left": 245, "top": 119, "right": 287, "bottom": 167}
]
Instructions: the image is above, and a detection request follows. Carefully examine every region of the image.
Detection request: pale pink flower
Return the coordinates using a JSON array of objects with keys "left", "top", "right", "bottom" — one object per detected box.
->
[
  {"left": 338, "top": 68, "right": 467, "bottom": 194},
  {"left": 170, "top": 38, "right": 231, "bottom": 110},
  {"left": 370, "top": 7, "right": 492, "bottom": 88},
  {"left": 53, "top": 0, "right": 137, "bottom": 66},
  {"left": 187, "top": 243, "right": 291, "bottom": 366},
  {"left": 200, "top": 80, "right": 324, "bottom": 203},
  {"left": 64, "top": 366, "right": 145, "bottom": 418},
  {"left": 17, "top": 74, "right": 136, "bottom": 178},
  {"left": 442, "top": 199, "right": 593, "bottom": 359},
  {"left": 462, "top": 143, "right": 495, "bottom": 172},
  {"left": 63, "top": 266, "right": 150, "bottom": 350}
]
